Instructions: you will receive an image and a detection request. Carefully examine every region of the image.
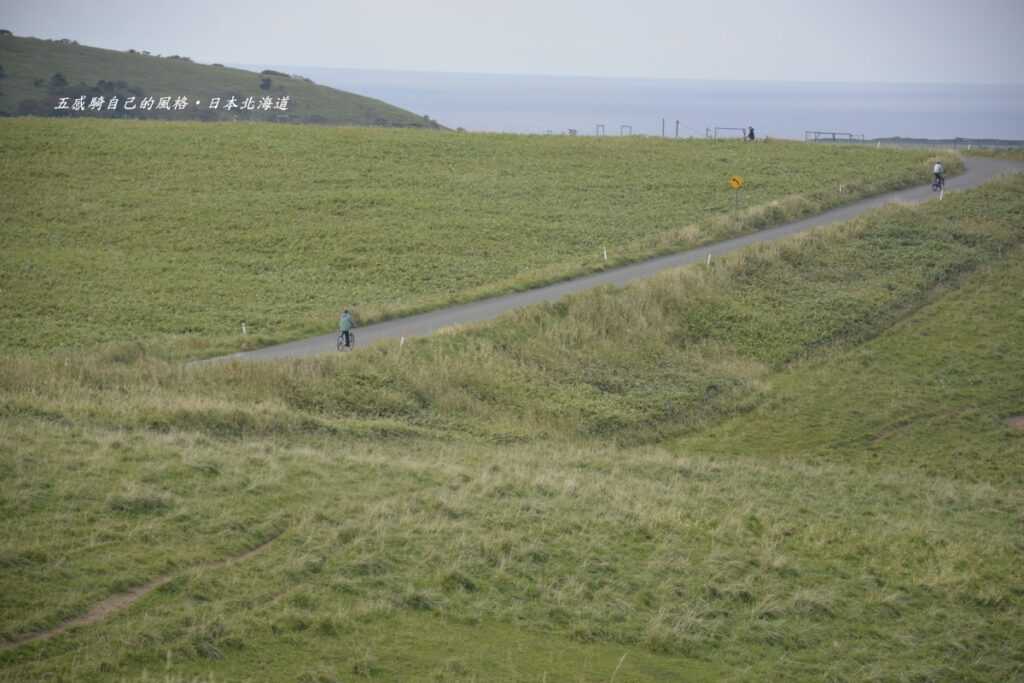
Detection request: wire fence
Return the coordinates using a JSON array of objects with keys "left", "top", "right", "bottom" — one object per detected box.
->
[
  {"left": 705, "top": 127, "right": 748, "bottom": 140},
  {"left": 863, "top": 138, "right": 1024, "bottom": 151},
  {"left": 805, "top": 130, "right": 865, "bottom": 142},
  {"left": 807, "top": 134, "right": 1024, "bottom": 151}
]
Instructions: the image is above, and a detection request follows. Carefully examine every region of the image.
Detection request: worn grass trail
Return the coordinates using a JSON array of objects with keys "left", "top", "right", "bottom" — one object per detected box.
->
[{"left": 0, "top": 531, "right": 282, "bottom": 654}]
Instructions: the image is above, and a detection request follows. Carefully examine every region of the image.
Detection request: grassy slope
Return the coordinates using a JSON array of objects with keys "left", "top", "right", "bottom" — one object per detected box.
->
[
  {"left": 676, "top": 267, "right": 1024, "bottom": 682},
  {"left": 0, "top": 34, "right": 436, "bottom": 127},
  {"left": 1, "top": 176, "right": 1021, "bottom": 681},
  {"left": 967, "top": 147, "right": 1024, "bottom": 162},
  {"left": 0, "top": 118, "right": 955, "bottom": 359}
]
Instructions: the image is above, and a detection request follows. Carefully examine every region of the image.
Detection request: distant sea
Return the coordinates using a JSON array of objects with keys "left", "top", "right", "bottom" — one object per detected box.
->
[{"left": 249, "top": 66, "right": 1024, "bottom": 141}]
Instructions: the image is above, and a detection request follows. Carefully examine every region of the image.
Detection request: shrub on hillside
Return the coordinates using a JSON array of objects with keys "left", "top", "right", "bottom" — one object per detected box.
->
[
  {"left": 48, "top": 72, "right": 68, "bottom": 91},
  {"left": 260, "top": 69, "right": 290, "bottom": 78},
  {"left": 260, "top": 77, "right": 272, "bottom": 91},
  {"left": 95, "top": 79, "right": 139, "bottom": 96},
  {"left": 0, "top": 65, "right": 6, "bottom": 79}
]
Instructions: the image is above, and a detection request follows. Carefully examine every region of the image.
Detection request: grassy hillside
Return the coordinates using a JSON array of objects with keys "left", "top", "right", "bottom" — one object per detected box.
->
[
  {"left": 0, "top": 33, "right": 440, "bottom": 127},
  {"left": 1, "top": 176, "right": 1021, "bottom": 681},
  {"left": 0, "top": 118, "right": 955, "bottom": 359}
]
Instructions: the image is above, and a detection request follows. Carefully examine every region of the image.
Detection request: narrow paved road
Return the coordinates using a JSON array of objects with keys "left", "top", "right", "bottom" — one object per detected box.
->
[{"left": 207, "top": 156, "right": 1022, "bottom": 363}]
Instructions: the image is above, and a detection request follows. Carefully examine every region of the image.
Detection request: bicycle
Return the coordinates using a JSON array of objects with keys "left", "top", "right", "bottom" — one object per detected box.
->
[
  {"left": 931, "top": 175, "right": 945, "bottom": 192},
  {"left": 337, "top": 330, "right": 355, "bottom": 351}
]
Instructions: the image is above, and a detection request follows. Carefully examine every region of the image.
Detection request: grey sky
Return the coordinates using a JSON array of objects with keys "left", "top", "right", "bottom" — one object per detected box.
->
[{"left": 2, "top": 0, "right": 1022, "bottom": 83}]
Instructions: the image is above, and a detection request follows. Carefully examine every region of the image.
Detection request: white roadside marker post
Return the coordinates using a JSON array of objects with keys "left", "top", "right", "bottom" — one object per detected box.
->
[
  {"left": 706, "top": 253, "right": 712, "bottom": 266},
  {"left": 241, "top": 322, "right": 247, "bottom": 335},
  {"left": 603, "top": 247, "right": 608, "bottom": 262}
]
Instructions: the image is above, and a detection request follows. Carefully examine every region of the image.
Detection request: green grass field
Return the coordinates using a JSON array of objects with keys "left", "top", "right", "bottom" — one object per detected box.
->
[
  {"left": 0, "top": 33, "right": 437, "bottom": 127},
  {"left": 966, "top": 147, "right": 1024, "bottom": 161},
  {"left": 2, "top": 173, "right": 1021, "bottom": 681},
  {"left": 0, "top": 118, "right": 957, "bottom": 360}
]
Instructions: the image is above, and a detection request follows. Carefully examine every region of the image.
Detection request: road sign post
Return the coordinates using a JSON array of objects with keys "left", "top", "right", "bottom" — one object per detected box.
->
[{"left": 729, "top": 176, "right": 744, "bottom": 219}]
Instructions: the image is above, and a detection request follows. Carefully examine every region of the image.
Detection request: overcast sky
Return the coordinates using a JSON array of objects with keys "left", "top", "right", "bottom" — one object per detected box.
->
[{"left": 2, "top": 0, "right": 1022, "bottom": 83}]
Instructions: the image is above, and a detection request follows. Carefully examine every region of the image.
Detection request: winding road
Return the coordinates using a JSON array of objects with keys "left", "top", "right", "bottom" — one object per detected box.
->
[{"left": 208, "top": 156, "right": 1022, "bottom": 363}]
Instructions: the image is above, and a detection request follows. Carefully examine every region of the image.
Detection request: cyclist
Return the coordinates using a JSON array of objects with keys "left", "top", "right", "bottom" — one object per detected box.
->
[
  {"left": 339, "top": 309, "right": 355, "bottom": 349},
  {"left": 932, "top": 160, "right": 945, "bottom": 190}
]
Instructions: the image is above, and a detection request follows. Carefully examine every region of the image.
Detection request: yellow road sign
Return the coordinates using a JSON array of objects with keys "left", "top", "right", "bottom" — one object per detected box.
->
[{"left": 729, "top": 175, "right": 744, "bottom": 190}]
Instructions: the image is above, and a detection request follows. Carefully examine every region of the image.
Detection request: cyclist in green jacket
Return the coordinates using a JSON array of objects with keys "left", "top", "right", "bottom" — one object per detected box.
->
[{"left": 339, "top": 309, "right": 355, "bottom": 349}]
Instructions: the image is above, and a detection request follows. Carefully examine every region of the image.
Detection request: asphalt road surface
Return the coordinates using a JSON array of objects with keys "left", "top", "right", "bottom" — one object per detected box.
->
[{"left": 205, "top": 156, "right": 1022, "bottom": 364}]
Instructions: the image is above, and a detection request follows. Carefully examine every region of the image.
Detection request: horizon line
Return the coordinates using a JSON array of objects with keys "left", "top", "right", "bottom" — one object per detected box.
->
[{"left": 235, "top": 62, "right": 1024, "bottom": 90}]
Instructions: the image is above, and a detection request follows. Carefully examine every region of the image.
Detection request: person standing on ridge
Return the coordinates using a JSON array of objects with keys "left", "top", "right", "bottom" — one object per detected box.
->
[
  {"left": 339, "top": 309, "right": 355, "bottom": 349},
  {"left": 747, "top": 126, "right": 755, "bottom": 141}
]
